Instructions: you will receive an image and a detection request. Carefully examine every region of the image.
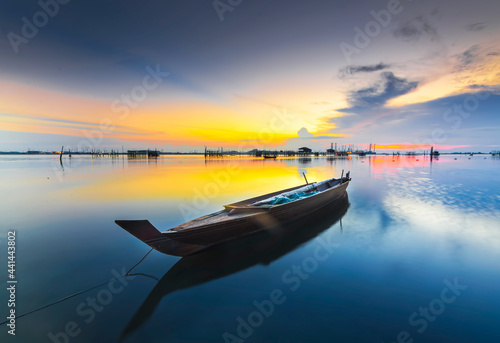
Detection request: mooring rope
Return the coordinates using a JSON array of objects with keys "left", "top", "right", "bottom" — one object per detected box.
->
[
  {"left": 125, "top": 248, "right": 154, "bottom": 276},
  {"left": 0, "top": 248, "right": 155, "bottom": 326}
]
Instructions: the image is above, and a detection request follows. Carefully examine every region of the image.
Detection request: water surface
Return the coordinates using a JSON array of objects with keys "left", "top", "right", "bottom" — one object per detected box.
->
[{"left": 1, "top": 155, "right": 499, "bottom": 342}]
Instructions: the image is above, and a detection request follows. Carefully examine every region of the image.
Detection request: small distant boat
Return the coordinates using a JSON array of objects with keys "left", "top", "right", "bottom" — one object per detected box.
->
[
  {"left": 263, "top": 155, "right": 277, "bottom": 159},
  {"left": 116, "top": 172, "right": 351, "bottom": 256}
]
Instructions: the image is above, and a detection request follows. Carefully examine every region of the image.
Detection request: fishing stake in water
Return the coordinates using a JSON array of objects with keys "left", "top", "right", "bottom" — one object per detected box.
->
[{"left": 302, "top": 172, "right": 309, "bottom": 185}]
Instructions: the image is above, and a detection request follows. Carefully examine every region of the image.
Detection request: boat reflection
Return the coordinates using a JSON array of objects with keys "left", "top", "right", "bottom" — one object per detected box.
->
[{"left": 120, "top": 193, "right": 349, "bottom": 340}]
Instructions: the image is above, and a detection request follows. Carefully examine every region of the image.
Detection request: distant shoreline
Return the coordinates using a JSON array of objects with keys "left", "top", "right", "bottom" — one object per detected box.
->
[{"left": 0, "top": 152, "right": 495, "bottom": 156}]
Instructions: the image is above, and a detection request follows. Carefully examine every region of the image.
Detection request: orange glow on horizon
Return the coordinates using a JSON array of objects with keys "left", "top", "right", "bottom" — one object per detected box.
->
[{"left": 370, "top": 144, "right": 471, "bottom": 150}]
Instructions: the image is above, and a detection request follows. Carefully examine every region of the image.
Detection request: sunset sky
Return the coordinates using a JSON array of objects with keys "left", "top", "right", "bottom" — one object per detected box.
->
[{"left": 0, "top": 0, "right": 499, "bottom": 152}]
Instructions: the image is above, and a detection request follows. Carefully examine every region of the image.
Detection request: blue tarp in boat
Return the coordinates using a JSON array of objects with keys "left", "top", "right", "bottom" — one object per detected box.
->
[{"left": 265, "top": 191, "right": 319, "bottom": 205}]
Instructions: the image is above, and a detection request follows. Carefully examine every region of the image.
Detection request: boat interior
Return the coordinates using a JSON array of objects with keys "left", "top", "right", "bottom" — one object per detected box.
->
[{"left": 167, "top": 174, "right": 350, "bottom": 233}]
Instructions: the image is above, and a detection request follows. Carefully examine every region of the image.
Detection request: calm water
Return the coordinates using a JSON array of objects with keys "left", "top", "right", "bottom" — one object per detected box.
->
[{"left": 1, "top": 155, "right": 499, "bottom": 343}]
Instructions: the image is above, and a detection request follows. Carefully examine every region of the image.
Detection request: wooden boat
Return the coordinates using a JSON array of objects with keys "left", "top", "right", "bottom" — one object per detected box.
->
[
  {"left": 263, "top": 154, "right": 277, "bottom": 159},
  {"left": 119, "top": 194, "right": 349, "bottom": 340},
  {"left": 116, "top": 172, "right": 351, "bottom": 256}
]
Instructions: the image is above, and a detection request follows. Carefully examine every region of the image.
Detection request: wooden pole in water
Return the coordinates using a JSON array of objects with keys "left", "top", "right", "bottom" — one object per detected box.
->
[
  {"left": 302, "top": 172, "right": 309, "bottom": 185},
  {"left": 60, "top": 146, "right": 63, "bottom": 164},
  {"left": 340, "top": 169, "right": 344, "bottom": 183}
]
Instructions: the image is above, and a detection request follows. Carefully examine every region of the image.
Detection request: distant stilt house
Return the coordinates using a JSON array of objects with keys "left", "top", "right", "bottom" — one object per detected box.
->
[
  {"left": 148, "top": 149, "right": 160, "bottom": 157},
  {"left": 127, "top": 149, "right": 159, "bottom": 158},
  {"left": 204, "top": 146, "right": 227, "bottom": 158},
  {"left": 298, "top": 147, "right": 312, "bottom": 156}
]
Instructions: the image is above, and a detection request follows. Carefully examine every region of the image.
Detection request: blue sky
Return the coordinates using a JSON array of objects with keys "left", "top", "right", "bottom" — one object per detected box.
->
[{"left": 0, "top": 0, "right": 499, "bottom": 152}]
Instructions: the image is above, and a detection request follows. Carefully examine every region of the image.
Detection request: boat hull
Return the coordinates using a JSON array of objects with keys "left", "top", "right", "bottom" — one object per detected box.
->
[
  {"left": 172, "top": 181, "right": 348, "bottom": 245},
  {"left": 116, "top": 178, "right": 350, "bottom": 256}
]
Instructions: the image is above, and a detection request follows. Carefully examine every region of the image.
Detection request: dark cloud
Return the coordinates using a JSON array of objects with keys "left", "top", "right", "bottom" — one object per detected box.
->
[
  {"left": 392, "top": 16, "right": 438, "bottom": 42},
  {"left": 339, "top": 63, "right": 390, "bottom": 78},
  {"left": 456, "top": 45, "right": 480, "bottom": 71},
  {"left": 345, "top": 72, "right": 418, "bottom": 108},
  {"left": 327, "top": 92, "right": 500, "bottom": 148},
  {"left": 466, "top": 23, "right": 486, "bottom": 31},
  {"left": 327, "top": 72, "right": 418, "bottom": 132}
]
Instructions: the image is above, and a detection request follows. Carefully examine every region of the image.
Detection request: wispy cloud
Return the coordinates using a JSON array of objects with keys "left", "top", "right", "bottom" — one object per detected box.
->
[
  {"left": 453, "top": 44, "right": 500, "bottom": 85},
  {"left": 0, "top": 112, "right": 156, "bottom": 136},
  {"left": 310, "top": 101, "right": 331, "bottom": 105},
  {"left": 466, "top": 23, "right": 487, "bottom": 32},
  {"left": 392, "top": 15, "right": 439, "bottom": 43},
  {"left": 456, "top": 45, "right": 481, "bottom": 70},
  {"left": 339, "top": 63, "right": 391, "bottom": 78},
  {"left": 467, "top": 84, "right": 500, "bottom": 94}
]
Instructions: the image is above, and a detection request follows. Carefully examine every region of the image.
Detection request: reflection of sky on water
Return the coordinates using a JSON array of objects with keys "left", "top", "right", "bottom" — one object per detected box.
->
[
  {"left": 0, "top": 155, "right": 499, "bottom": 342},
  {"left": 383, "top": 174, "right": 500, "bottom": 267}
]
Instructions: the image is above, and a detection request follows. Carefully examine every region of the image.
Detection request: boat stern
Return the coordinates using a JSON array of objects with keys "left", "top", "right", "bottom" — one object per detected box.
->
[
  {"left": 115, "top": 220, "right": 162, "bottom": 241},
  {"left": 115, "top": 220, "right": 206, "bottom": 256}
]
